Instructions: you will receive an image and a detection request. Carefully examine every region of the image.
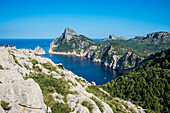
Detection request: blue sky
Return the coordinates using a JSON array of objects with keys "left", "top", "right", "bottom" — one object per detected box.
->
[{"left": 0, "top": 0, "right": 170, "bottom": 39}]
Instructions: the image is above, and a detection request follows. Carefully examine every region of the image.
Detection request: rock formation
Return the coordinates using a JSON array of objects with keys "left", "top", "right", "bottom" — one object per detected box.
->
[
  {"left": 34, "top": 46, "right": 45, "bottom": 55},
  {"left": 108, "top": 34, "right": 128, "bottom": 40},
  {"left": 130, "top": 31, "right": 170, "bottom": 44},
  {"left": 0, "top": 47, "right": 145, "bottom": 113},
  {"left": 49, "top": 27, "right": 143, "bottom": 73}
]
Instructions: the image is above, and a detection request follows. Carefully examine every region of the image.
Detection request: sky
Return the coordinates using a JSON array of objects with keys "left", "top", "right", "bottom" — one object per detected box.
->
[{"left": 0, "top": 0, "right": 170, "bottom": 39}]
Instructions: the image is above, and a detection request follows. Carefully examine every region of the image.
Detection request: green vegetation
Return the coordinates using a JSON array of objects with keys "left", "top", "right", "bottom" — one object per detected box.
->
[
  {"left": 30, "top": 59, "right": 38, "bottom": 65},
  {"left": 11, "top": 54, "right": 23, "bottom": 67},
  {"left": 24, "top": 64, "right": 30, "bottom": 70},
  {"left": 98, "top": 39, "right": 170, "bottom": 55},
  {"left": 51, "top": 102, "right": 71, "bottom": 113},
  {"left": 91, "top": 96, "right": 103, "bottom": 112},
  {"left": 1, "top": 100, "right": 9, "bottom": 109},
  {"left": 82, "top": 100, "right": 94, "bottom": 113},
  {"left": 103, "top": 48, "right": 170, "bottom": 113},
  {"left": 0, "top": 64, "right": 4, "bottom": 70},
  {"left": 57, "top": 64, "right": 64, "bottom": 69},
  {"left": 86, "top": 86, "right": 131, "bottom": 112},
  {"left": 24, "top": 72, "right": 71, "bottom": 113},
  {"left": 42, "top": 63, "right": 59, "bottom": 73}
]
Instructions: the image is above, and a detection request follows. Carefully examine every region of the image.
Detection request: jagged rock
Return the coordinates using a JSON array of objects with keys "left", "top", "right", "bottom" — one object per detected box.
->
[
  {"left": 131, "top": 31, "right": 170, "bottom": 44},
  {"left": 108, "top": 34, "right": 128, "bottom": 40},
  {"left": 34, "top": 46, "right": 45, "bottom": 55},
  {"left": 0, "top": 79, "right": 46, "bottom": 113}
]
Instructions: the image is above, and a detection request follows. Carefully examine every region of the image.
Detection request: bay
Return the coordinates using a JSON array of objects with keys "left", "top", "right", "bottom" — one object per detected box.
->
[{"left": 0, "top": 39, "right": 119, "bottom": 85}]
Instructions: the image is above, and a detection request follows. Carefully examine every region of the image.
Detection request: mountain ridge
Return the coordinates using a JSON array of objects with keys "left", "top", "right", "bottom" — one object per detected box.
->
[{"left": 49, "top": 27, "right": 145, "bottom": 74}]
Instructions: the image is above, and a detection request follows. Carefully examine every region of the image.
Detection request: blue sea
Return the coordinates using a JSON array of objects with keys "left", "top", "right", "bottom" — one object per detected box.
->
[{"left": 0, "top": 39, "right": 119, "bottom": 85}]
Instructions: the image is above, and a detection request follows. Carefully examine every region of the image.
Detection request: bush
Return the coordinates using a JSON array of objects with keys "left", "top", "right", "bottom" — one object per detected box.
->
[
  {"left": 11, "top": 54, "right": 22, "bottom": 67},
  {"left": 0, "top": 64, "right": 4, "bottom": 70},
  {"left": 91, "top": 97, "right": 103, "bottom": 112},
  {"left": 1, "top": 100, "right": 9, "bottom": 109},
  {"left": 82, "top": 101, "right": 94, "bottom": 113},
  {"left": 31, "top": 59, "right": 38, "bottom": 65},
  {"left": 51, "top": 102, "right": 71, "bottom": 113},
  {"left": 57, "top": 64, "right": 64, "bottom": 69}
]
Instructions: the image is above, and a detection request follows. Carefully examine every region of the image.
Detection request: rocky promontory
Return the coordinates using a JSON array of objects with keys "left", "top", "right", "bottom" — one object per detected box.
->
[
  {"left": 0, "top": 47, "right": 145, "bottom": 113},
  {"left": 49, "top": 27, "right": 144, "bottom": 73}
]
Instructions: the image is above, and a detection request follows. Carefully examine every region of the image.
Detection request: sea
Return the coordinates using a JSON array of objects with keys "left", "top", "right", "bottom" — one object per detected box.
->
[{"left": 0, "top": 39, "right": 119, "bottom": 85}]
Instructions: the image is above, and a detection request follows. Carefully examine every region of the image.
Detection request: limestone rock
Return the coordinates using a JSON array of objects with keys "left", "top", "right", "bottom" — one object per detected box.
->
[
  {"left": 108, "top": 34, "right": 128, "bottom": 40},
  {"left": 34, "top": 46, "right": 45, "bottom": 55}
]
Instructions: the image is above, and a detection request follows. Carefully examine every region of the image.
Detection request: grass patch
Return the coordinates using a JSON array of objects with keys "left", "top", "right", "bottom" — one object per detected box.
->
[
  {"left": 1, "top": 100, "right": 9, "bottom": 110},
  {"left": 25, "top": 73, "right": 71, "bottom": 112},
  {"left": 91, "top": 96, "right": 103, "bottom": 112},
  {"left": 11, "top": 54, "right": 22, "bottom": 67},
  {"left": 24, "top": 64, "right": 30, "bottom": 70},
  {"left": 51, "top": 101, "right": 71, "bottom": 113},
  {"left": 33, "top": 65, "right": 42, "bottom": 72},
  {"left": 42, "top": 63, "right": 59, "bottom": 73},
  {"left": 82, "top": 101, "right": 94, "bottom": 113},
  {"left": 30, "top": 59, "right": 38, "bottom": 65}
]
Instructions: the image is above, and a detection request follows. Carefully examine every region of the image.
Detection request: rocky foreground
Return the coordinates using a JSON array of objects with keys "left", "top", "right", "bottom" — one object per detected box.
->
[{"left": 0, "top": 47, "right": 145, "bottom": 113}]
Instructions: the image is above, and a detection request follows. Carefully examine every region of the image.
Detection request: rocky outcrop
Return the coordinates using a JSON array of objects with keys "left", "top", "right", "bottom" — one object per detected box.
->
[
  {"left": 49, "top": 28, "right": 143, "bottom": 73},
  {"left": 130, "top": 31, "right": 170, "bottom": 44},
  {"left": 0, "top": 47, "right": 46, "bottom": 113},
  {"left": 108, "top": 34, "right": 128, "bottom": 40},
  {"left": 0, "top": 47, "right": 145, "bottom": 113},
  {"left": 34, "top": 46, "right": 45, "bottom": 55}
]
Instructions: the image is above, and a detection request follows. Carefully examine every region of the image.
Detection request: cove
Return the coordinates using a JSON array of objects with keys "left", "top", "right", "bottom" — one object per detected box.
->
[{"left": 0, "top": 39, "right": 120, "bottom": 85}]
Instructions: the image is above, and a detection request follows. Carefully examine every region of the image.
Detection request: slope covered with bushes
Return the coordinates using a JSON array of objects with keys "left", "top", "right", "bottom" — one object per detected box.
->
[{"left": 103, "top": 48, "right": 170, "bottom": 112}]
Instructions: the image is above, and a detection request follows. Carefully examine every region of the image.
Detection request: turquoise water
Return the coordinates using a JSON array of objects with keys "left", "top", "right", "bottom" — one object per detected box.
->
[{"left": 0, "top": 39, "right": 119, "bottom": 85}]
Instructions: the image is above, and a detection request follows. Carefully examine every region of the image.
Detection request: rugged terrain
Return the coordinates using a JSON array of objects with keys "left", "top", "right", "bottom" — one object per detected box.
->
[
  {"left": 103, "top": 48, "right": 170, "bottom": 113},
  {"left": 0, "top": 47, "right": 145, "bottom": 113},
  {"left": 49, "top": 27, "right": 144, "bottom": 73},
  {"left": 99, "top": 31, "right": 170, "bottom": 55}
]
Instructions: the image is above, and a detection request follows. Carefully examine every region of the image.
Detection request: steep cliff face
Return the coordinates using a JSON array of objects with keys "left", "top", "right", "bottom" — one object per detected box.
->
[
  {"left": 0, "top": 47, "right": 146, "bottom": 113},
  {"left": 49, "top": 28, "right": 144, "bottom": 73}
]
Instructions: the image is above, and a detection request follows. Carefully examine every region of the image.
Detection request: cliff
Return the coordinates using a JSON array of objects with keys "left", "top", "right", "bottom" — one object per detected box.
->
[
  {"left": 0, "top": 47, "right": 145, "bottom": 113},
  {"left": 49, "top": 27, "right": 144, "bottom": 73}
]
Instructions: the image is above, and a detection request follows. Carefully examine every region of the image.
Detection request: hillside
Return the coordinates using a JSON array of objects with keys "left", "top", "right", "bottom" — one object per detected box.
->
[
  {"left": 0, "top": 47, "right": 145, "bottom": 113},
  {"left": 49, "top": 27, "right": 145, "bottom": 74},
  {"left": 102, "top": 48, "right": 170, "bottom": 113},
  {"left": 99, "top": 31, "right": 170, "bottom": 55}
]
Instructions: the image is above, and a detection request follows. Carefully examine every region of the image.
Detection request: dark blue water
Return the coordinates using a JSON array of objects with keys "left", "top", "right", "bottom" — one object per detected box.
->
[{"left": 0, "top": 39, "right": 119, "bottom": 85}]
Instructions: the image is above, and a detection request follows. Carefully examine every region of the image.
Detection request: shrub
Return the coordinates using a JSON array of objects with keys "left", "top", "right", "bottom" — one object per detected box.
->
[
  {"left": 24, "top": 64, "right": 30, "bottom": 70},
  {"left": 31, "top": 59, "right": 38, "bottom": 65},
  {"left": 82, "top": 101, "right": 94, "bottom": 113},
  {"left": 0, "top": 64, "right": 4, "bottom": 70},
  {"left": 11, "top": 54, "right": 22, "bottom": 67},
  {"left": 58, "top": 64, "right": 64, "bottom": 69},
  {"left": 51, "top": 102, "right": 71, "bottom": 113},
  {"left": 91, "top": 97, "right": 103, "bottom": 112},
  {"left": 1, "top": 100, "right": 9, "bottom": 109}
]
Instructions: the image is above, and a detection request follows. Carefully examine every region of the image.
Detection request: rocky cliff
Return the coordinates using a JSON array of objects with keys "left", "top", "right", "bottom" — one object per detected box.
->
[
  {"left": 130, "top": 31, "right": 170, "bottom": 44},
  {"left": 49, "top": 27, "right": 144, "bottom": 73},
  {"left": 0, "top": 47, "right": 145, "bottom": 113},
  {"left": 103, "top": 34, "right": 128, "bottom": 40}
]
